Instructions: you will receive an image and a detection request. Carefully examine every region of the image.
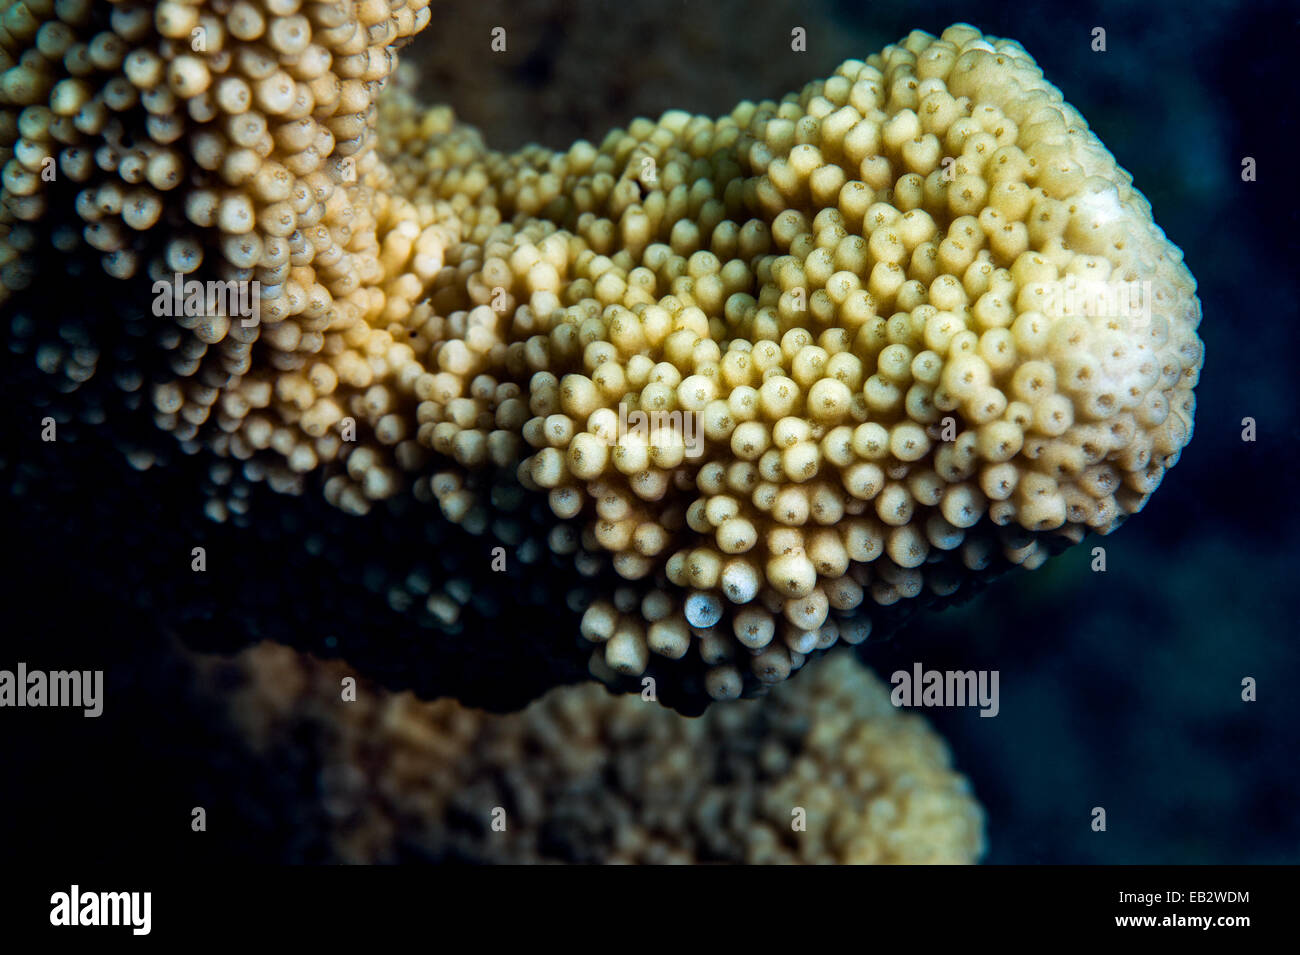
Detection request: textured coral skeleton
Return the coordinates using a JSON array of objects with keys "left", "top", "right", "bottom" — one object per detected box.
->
[{"left": 1, "top": 3, "right": 1202, "bottom": 711}]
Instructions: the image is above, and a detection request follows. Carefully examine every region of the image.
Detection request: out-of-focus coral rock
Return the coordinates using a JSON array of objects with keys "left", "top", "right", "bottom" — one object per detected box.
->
[{"left": 201, "top": 642, "right": 985, "bottom": 864}]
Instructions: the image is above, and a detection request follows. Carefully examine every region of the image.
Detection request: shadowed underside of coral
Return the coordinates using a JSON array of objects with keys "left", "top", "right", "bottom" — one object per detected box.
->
[{"left": 0, "top": 3, "right": 1202, "bottom": 712}]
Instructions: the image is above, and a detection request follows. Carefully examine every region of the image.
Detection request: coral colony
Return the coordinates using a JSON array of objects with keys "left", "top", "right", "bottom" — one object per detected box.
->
[{"left": 2, "top": 2, "right": 1200, "bottom": 863}]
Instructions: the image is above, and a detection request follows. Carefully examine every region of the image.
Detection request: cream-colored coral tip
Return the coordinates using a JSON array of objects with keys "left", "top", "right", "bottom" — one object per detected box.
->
[
  {"left": 647, "top": 617, "right": 690, "bottom": 659},
  {"left": 605, "top": 625, "right": 649, "bottom": 675}
]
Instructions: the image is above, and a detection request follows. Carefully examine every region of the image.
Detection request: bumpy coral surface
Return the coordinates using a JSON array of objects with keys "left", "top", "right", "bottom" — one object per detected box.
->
[
  {"left": 202, "top": 642, "right": 985, "bottom": 864},
  {"left": 1, "top": 7, "right": 1202, "bottom": 704}
]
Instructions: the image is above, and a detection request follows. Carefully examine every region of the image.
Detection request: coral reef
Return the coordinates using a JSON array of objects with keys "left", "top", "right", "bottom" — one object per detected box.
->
[
  {"left": 199, "top": 641, "right": 985, "bottom": 863},
  {"left": 1, "top": 5, "right": 1202, "bottom": 707}
]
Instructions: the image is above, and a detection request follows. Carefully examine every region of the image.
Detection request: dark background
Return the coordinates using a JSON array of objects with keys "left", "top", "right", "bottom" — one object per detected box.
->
[{"left": 2, "top": 0, "right": 1297, "bottom": 864}]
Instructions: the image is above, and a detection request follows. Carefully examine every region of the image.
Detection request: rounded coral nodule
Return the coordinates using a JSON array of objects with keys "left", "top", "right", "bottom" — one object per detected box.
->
[
  {"left": 205, "top": 642, "right": 986, "bottom": 864},
  {"left": 1, "top": 9, "right": 1203, "bottom": 705}
]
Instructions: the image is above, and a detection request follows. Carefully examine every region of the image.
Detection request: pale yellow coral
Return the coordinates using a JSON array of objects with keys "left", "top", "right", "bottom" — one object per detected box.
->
[
  {"left": 1, "top": 11, "right": 1202, "bottom": 704},
  {"left": 375, "top": 25, "right": 1201, "bottom": 697},
  {"left": 203, "top": 642, "right": 985, "bottom": 864},
  {"left": 1, "top": 0, "right": 441, "bottom": 496}
]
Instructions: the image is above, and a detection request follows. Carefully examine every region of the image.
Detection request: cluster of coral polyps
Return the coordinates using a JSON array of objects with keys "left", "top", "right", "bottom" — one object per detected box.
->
[
  {"left": 201, "top": 642, "right": 985, "bottom": 864},
  {"left": 1, "top": 7, "right": 1202, "bottom": 703}
]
